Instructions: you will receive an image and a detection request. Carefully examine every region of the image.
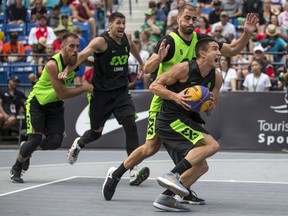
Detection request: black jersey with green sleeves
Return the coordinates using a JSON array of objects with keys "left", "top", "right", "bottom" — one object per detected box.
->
[
  {"left": 92, "top": 31, "right": 130, "bottom": 91},
  {"left": 160, "top": 60, "right": 216, "bottom": 119},
  {"left": 154, "top": 30, "right": 223, "bottom": 63}
]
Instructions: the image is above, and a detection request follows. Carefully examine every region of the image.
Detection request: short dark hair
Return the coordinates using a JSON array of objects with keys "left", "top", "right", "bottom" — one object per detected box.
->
[
  {"left": 108, "top": 12, "right": 125, "bottom": 23},
  {"left": 195, "top": 37, "right": 218, "bottom": 58},
  {"left": 178, "top": 4, "right": 197, "bottom": 15},
  {"left": 61, "top": 32, "right": 78, "bottom": 44}
]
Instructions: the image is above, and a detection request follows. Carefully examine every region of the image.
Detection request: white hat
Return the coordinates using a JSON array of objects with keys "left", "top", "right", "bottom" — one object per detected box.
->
[{"left": 253, "top": 45, "right": 264, "bottom": 53}]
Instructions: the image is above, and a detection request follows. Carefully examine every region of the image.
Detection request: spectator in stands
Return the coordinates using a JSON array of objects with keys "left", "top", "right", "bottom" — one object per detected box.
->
[
  {"left": 156, "top": 0, "right": 170, "bottom": 18},
  {"left": 208, "top": 0, "right": 222, "bottom": 25},
  {"left": 0, "top": 32, "right": 4, "bottom": 54},
  {"left": 140, "top": 9, "right": 164, "bottom": 44},
  {"left": 264, "top": 24, "right": 288, "bottom": 62},
  {"left": 213, "top": 25, "right": 230, "bottom": 44},
  {"left": 270, "top": 14, "right": 288, "bottom": 41},
  {"left": 28, "top": 15, "right": 57, "bottom": 45},
  {"left": 58, "top": 0, "right": 74, "bottom": 17},
  {"left": 47, "top": 5, "right": 61, "bottom": 29},
  {"left": 27, "top": 36, "right": 46, "bottom": 64},
  {"left": 277, "top": 2, "right": 288, "bottom": 30},
  {"left": 222, "top": 0, "right": 243, "bottom": 19},
  {"left": 71, "top": 25, "right": 87, "bottom": 85},
  {"left": 220, "top": 56, "right": 237, "bottom": 92},
  {"left": 83, "top": 66, "right": 93, "bottom": 85},
  {"left": 194, "top": 16, "right": 211, "bottom": 34},
  {"left": 258, "top": 0, "right": 273, "bottom": 33},
  {"left": 139, "top": 29, "right": 155, "bottom": 55},
  {"left": 0, "top": 75, "right": 26, "bottom": 131},
  {"left": 5, "top": 0, "right": 27, "bottom": 24},
  {"left": 2, "top": 32, "right": 25, "bottom": 63},
  {"left": 73, "top": 0, "right": 97, "bottom": 39},
  {"left": 243, "top": 59, "right": 272, "bottom": 92},
  {"left": 128, "top": 40, "right": 150, "bottom": 89},
  {"left": 30, "top": 0, "right": 47, "bottom": 23},
  {"left": 166, "top": 0, "right": 186, "bottom": 27},
  {"left": 28, "top": 43, "right": 55, "bottom": 86},
  {"left": 59, "top": 14, "right": 74, "bottom": 32},
  {"left": 197, "top": 0, "right": 213, "bottom": 8},
  {"left": 242, "top": 0, "right": 263, "bottom": 17},
  {"left": 211, "top": 11, "right": 236, "bottom": 42},
  {"left": 52, "top": 25, "right": 68, "bottom": 53},
  {"left": 29, "top": 0, "right": 47, "bottom": 8},
  {"left": 148, "top": 0, "right": 167, "bottom": 23},
  {"left": 232, "top": 44, "right": 250, "bottom": 85}
]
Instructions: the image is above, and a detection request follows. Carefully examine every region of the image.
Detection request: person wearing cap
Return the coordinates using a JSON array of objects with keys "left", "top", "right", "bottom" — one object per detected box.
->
[
  {"left": 47, "top": 5, "right": 61, "bottom": 29},
  {"left": 208, "top": 0, "right": 222, "bottom": 25},
  {"left": 269, "top": 14, "right": 288, "bottom": 42},
  {"left": 9, "top": 32, "right": 94, "bottom": 183},
  {"left": 30, "top": 0, "right": 47, "bottom": 23},
  {"left": 53, "top": 25, "right": 68, "bottom": 53},
  {"left": 211, "top": 11, "right": 236, "bottom": 42},
  {"left": 148, "top": 0, "right": 167, "bottom": 23},
  {"left": 140, "top": 8, "right": 164, "bottom": 43},
  {"left": 59, "top": 13, "right": 74, "bottom": 32},
  {"left": 2, "top": 32, "right": 25, "bottom": 63},
  {"left": 97, "top": 4, "right": 259, "bottom": 210},
  {"left": 28, "top": 15, "right": 57, "bottom": 46},
  {"left": 0, "top": 75, "right": 26, "bottom": 131},
  {"left": 5, "top": 0, "right": 28, "bottom": 24},
  {"left": 264, "top": 24, "right": 288, "bottom": 62}
]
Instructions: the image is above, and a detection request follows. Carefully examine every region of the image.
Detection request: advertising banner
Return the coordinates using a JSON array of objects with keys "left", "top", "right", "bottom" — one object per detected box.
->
[{"left": 63, "top": 91, "right": 287, "bottom": 151}]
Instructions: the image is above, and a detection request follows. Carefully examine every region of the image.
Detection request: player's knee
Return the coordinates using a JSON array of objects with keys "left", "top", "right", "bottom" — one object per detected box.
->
[
  {"left": 20, "top": 134, "right": 42, "bottom": 157},
  {"left": 42, "top": 134, "right": 63, "bottom": 150},
  {"left": 122, "top": 115, "right": 137, "bottom": 133},
  {"left": 200, "top": 160, "right": 209, "bottom": 174},
  {"left": 80, "top": 130, "right": 102, "bottom": 145},
  {"left": 211, "top": 141, "right": 220, "bottom": 154},
  {"left": 143, "top": 139, "right": 160, "bottom": 157}
]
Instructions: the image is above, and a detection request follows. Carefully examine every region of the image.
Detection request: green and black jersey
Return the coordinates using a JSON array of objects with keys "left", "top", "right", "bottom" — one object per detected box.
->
[
  {"left": 93, "top": 31, "right": 130, "bottom": 91},
  {"left": 158, "top": 60, "right": 216, "bottom": 120},
  {"left": 149, "top": 30, "right": 220, "bottom": 113},
  {"left": 28, "top": 53, "right": 76, "bottom": 105}
]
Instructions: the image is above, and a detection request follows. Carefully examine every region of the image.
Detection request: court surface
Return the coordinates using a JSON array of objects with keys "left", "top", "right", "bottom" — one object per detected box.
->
[{"left": 0, "top": 149, "right": 288, "bottom": 216}]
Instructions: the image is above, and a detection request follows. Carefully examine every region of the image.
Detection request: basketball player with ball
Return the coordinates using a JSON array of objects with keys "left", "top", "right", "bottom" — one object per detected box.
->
[{"left": 150, "top": 37, "right": 222, "bottom": 212}]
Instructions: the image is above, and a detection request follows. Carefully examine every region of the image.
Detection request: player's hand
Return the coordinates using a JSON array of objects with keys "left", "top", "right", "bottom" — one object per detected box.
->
[
  {"left": 83, "top": 83, "right": 94, "bottom": 94},
  {"left": 137, "top": 64, "right": 144, "bottom": 79},
  {"left": 205, "top": 92, "right": 215, "bottom": 114},
  {"left": 58, "top": 67, "right": 69, "bottom": 79},
  {"left": 242, "top": 13, "right": 259, "bottom": 34},
  {"left": 158, "top": 39, "right": 170, "bottom": 62},
  {"left": 174, "top": 88, "right": 192, "bottom": 111}
]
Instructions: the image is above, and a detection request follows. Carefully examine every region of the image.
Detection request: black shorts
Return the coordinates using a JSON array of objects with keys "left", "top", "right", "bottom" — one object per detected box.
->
[
  {"left": 156, "top": 113, "right": 208, "bottom": 164},
  {"left": 89, "top": 87, "right": 135, "bottom": 130},
  {"left": 26, "top": 96, "right": 64, "bottom": 135}
]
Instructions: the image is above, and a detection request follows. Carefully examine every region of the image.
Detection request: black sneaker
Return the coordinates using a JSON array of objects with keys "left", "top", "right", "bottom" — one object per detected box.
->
[
  {"left": 174, "top": 189, "right": 205, "bottom": 205},
  {"left": 22, "top": 157, "right": 30, "bottom": 171},
  {"left": 102, "top": 167, "right": 120, "bottom": 201},
  {"left": 10, "top": 166, "right": 24, "bottom": 183}
]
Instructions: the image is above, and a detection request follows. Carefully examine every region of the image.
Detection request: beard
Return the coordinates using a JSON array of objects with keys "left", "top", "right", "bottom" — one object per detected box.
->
[
  {"left": 180, "top": 25, "right": 194, "bottom": 35},
  {"left": 68, "top": 55, "right": 77, "bottom": 66}
]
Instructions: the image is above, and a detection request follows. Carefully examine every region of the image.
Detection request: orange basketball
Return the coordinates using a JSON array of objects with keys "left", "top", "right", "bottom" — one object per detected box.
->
[{"left": 185, "top": 85, "right": 211, "bottom": 112}]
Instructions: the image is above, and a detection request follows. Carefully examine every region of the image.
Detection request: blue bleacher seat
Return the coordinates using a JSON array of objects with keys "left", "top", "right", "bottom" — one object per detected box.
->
[
  {"left": 5, "top": 23, "right": 26, "bottom": 36},
  {"left": 73, "top": 22, "right": 91, "bottom": 42},
  {"left": 9, "top": 62, "right": 36, "bottom": 84},
  {"left": 26, "top": 22, "right": 38, "bottom": 35},
  {"left": 5, "top": 35, "right": 29, "bottom": 45},
  {"left": 0, "top": 63, "right": 9, "bottom": 84},
  {"left": 0, "top": 12, "right": 6, "bottom": 24}
]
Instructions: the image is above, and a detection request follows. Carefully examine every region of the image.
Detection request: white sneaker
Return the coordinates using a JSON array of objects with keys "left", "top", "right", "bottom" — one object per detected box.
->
[
  {"left": 129, "top": 165, "right": 150, "bottom": 186},
  {"left": 67, "top": 137, "right": 81, "bottom": 165}
]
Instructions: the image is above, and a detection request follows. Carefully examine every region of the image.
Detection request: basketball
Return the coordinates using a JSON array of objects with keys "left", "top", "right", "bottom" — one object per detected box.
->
[{"left": 185, "top": 85, "right": 211, "bottom": 112}]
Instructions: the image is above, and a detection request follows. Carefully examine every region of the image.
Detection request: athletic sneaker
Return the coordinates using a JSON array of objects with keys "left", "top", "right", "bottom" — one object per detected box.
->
[
  {"left": 129, "top": 166, "right": 150, "bottom": 186},
  {"left": 102, "top": 167, "right": 120, "bottom": 201},
  {"left": 157, "top": 172, "right": 189, "bottom": 197},
  {"left": 10, "top": 166, "right": 24, "bottom": 183},
  {"left": 67, "top": 137, "right": 81, "bottom": 165},
  {"left": 153, "top": 194, "right": 190, "bottom": 212},
  {"left": 20, "top": 141, "right": 30, "bottom": 171},
  {"left": 174, "top": 189, "right": 206, "bottom": 205}
]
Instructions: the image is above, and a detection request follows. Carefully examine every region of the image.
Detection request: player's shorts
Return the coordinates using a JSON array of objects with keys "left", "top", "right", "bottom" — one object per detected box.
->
[
  {"left": 26, "top": 96, "right": 64, "bottom": 135},
  {"left": 145, "top": 111, "right": 159, "bottom": 140},
  {"left": 89, "top": 87, "right": 135, "bottom": 130},
  {"left": 156, "top": 114, "right": 208, "bottom": 165}
]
